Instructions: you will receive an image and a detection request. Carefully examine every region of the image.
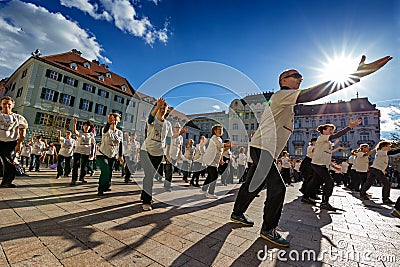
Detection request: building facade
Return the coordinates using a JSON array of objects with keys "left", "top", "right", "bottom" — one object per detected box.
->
[{"left": 3, "top": 49, "right": 139, "bottom": 141}]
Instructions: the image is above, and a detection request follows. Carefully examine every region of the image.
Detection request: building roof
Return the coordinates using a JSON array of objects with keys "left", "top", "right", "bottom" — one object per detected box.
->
[
  {"left": 0, "top": 78, "right": 7, "bottom": 98},
  {"left": 40, "top": 49, "right": 135, "bottom": 96},
  {"left": 240, "top": 91, "right": 273, "bottom": 106},
  {"left": 295, "top": 98, "right": 378, "bottom": 116},
  {"left": 187, "top": 111, "right": 227, "bottom": 118}
]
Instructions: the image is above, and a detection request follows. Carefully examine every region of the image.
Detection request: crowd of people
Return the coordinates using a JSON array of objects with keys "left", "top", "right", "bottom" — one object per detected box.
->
[{"left": 1, "top": 54, "right": 400, "bottom": 248}]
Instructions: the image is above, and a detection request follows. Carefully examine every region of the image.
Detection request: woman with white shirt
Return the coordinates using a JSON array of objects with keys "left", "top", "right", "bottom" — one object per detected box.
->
[
  {"left": 123, "top": 132, "right": 140, "bottom": 183},
  {"left": 190, "top": 136, "right": 207, "bottom": 187},
  {"left": 237, "top": 147, "right": 247, "bottom": 183},
  {"left": 45, "top": 142, "right": 57, "bottom": 168},
  {"left": 29, "top": 133, "right": 46, "bottom": 172},
  {"left": 352, "top": 144, "right": 375, "bottom": 192},
  {"left": 20, "top": 142, "right": 32, "bottom": 168},
  {"left": 360, "top": 141, "right": 400, "bottom": 204},
  {"left": 182, "top": 139, "right": 195, "bottom": 183},
  {"left": 97, "top": 113, "right": 124, "bottom": 196},
  {"left": 281, "top": 151, "right": 292, "bottom": 186},
  {"left": 56, "top": 130, "right": 75, "bottom": 179},
  {"left": 70, "top": 118, "right": 95, "bottom": 186}
]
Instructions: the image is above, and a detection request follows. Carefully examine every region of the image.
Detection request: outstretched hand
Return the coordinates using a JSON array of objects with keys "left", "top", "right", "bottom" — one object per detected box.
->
[
  {"left": 349, "top": 118, "right": 362, "bottom": 129},
  {"left": 355, "top": 55, "right": 392, "bottom": 78}
]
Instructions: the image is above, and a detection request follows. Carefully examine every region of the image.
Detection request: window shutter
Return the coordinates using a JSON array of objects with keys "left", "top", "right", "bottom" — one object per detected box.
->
[
  {"left": 45, "top": 69, "right": 51, "bottom": 78},
  {"left": 121, "top": 98, "right": 125, "bottom": 104},
  {"left": 74, "top": 79, "right": 78, "bottom": 87},
  {"left": 89, "top": 101, "right": 93, "bottom": 112},
  {"left": 103, "top": 106, "right": 107, "bottom": 116},
  {"left": 40, "top": 88, "right": 46, "bottom": 99},
  {"left": 57, "top": 73, "right": 63, "bottom": 81},
  {"left": 97, "top": 89, "right": 101, "bottom": 96},
  {"left": 70, "top": 96, "right": 75, "bottom": 107},
  {"left": 59, "top": 93, "right": 64, "bottom": 103},
  {"left": 82, "top": 83, "right": 87, "bottom": 90},
  {"left": 53, "top": 91, "right": 59, "bottom": 102},
  {"left": 114, "top": 95, "right": 117, "bottom": 101},
  {"left": 34, "top": 112, "right": 41, "bottom": 124},
  {"left": 106, "top": 92, "right": 109, "bottom": 98},
  {"left": 79, "top": 99, "right": 83, "bottom": 109},
  {"left": 92, "top": 86, "right": 96, "bottom": 94},
  {"left": 63, "top": 76, "right": 67, "bottom": 83},
  {"left": 95, "top": 104, "right": 99, "bottom": 114}
]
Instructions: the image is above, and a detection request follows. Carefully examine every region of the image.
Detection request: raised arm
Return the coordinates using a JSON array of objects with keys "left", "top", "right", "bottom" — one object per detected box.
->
[
  {"left": 72, "top": 118, "right": 79, "bottom": 135},
  {"left": 297, "top": 55, "right": 392, "bottom": 103},
  {"left": 329, "top": 119, "right": 362, "bottom": 141}
]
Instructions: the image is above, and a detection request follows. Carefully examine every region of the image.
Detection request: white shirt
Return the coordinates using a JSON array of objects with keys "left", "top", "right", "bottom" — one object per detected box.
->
[
  {"left": 31, "top": 140, "right": 46, "bottom": 155},
  {"left": 98, "top": 127, "right": 123, "bottom": 158},
  {"left": 341, "top": 161, "right": 349, "bottom": 173},
  {"left": 294, "top": 162, "right": 301, "bottom": 172},
  {"left": 306, "top": 145, "right": 315, "bottom": 158},
  {"left": 46, "top": 146, "right": 56, "bottom": 155},
  {"left": 183, "top": 145, "right": 195, "bottom": 161},
  {"left": 0, "top": 113, "right": 28, "bottom": 142},
  {"left": 311, "top": 135, "right": 332, "bottom": 167},
  {"left": 250, "top": 89, "right": 301, "bottom": 158},
  {"left": 59, "top": 137, "right": 76, "bottom": 157},
  {"left": 75, "top": 132, "right": 95, "bottom": 155},
  {"left": 237, "top": 153, "right": 247, "bottom": 166},
  {"left": 354, "top": 152, "right": 369, "bottom": 172},
  {"left": 142, "top": 117, "right": 173, "bottom": 157},
  {"left": 371, "top": 150, "right": 388, "bottom": 172},
  {"left": 202, "top": 135, "right": 224, "bottom": 167},
  {"left": 20, "top": 146, "right": 32, "bottom": 157},
  {"left": 170, "top": 135, "right": 183, "bottom": 160},
  {"left": 124, "top": 140, "right": 140, "bottom": 162},
  {"left": 193, "top": 143, "right": 207, "bottom": 164},
  {"left": 281, "top": 156, "right": 291, "bottom": 168}
]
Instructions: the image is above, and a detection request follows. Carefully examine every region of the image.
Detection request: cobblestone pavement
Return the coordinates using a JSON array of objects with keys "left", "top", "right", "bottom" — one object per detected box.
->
[{"left": 0, "top": 169, "right": 399, "bottom": 266}]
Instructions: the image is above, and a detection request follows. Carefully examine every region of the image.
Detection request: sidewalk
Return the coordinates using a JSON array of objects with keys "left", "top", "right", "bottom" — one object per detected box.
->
[{"left": 0, "top": 169, "right": 399, "bottom": 266}]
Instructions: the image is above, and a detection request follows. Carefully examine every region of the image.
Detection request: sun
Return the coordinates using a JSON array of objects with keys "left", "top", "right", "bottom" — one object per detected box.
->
[{"left": 320, "top": 54, "right": 358, "bottom": 85}]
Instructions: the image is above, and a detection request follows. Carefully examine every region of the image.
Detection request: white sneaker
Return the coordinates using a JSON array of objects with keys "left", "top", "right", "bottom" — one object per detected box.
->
[
  {"left": 142, "top": 204, "right": 152, "bottom": 211},
  {"left": 206, "top": 193, "right": 219, "bottom": 199}
]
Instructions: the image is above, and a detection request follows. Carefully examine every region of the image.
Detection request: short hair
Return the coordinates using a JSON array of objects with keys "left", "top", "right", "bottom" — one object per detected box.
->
[
  {"left": 211, "top": 124, "right": 223, "bottom": 135},
  {"left": 357, "top": 143, "right": 369, "bottom": 152},
  {"left": 376, "top": 140, "right": 391, "bottom": 150},
  {"left": 316, "top": 124, "right": 336, "bottom": 134},
  {"left": 310, "top": 138, "right": 317, "bottom": 142},
  {"left": 278, "top": 69, "right": 297, "bottom": 87},
  {"left": 0, "top": 96, "right": 14, "bottom": 103}
]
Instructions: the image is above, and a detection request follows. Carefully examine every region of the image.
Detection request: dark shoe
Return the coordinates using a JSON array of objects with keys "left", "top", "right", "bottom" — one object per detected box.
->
[
  {"left": 383, "top": 198, "right": 395, "bottom": 205},
  {"left": 320, "top": 202, "right": 337, "bottom": 211},
  {"left": 194, "top": 183, "right": 200, "bottom": 187},
  {"left": 391, "top": 209, "right": 400, "bottom": 219},
  {"left": 301, "top": 197, "right": 316, "bottom": 204},
  {"left": 230, "top": 213, "right": 254, "bottom": 226},
  {"left": 98, "top": 191, "right": 104, "bottom": 196},
  {"left": 309, "top": 195, "right": 321, "bottom": 201},
  {"left": 0, "top": 183, "right": 17, "bottom": 188},
  {"left": 79, "top": 178, "right": 88, "bottom": 184},
  {"left": 69, "top": 181, "right": 76, "bottom": 186},
  {"left": 360, "top": 194, "right": 370, "bottom": 200},
  {"left": 104, "top": 188, "right": 111, "bottom": 192},
  {"left": 124, "top": 179, "right": 132, "bottom": 183},
  {"left": 260, "top": 228, "right": 290, "bottom": 247}
]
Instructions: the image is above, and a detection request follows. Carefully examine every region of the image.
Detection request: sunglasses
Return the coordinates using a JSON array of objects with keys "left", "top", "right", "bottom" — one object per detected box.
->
[{"left": 282, "top": 73, "right": 302, "bottom": 80}]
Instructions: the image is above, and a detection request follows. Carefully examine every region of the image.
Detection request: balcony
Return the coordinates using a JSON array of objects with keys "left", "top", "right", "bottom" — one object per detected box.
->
[{"left": 292, "top": 140, "right": 305, "bottom": 146}]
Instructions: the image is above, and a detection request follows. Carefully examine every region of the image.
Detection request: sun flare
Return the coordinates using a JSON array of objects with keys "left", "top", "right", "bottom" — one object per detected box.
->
[{"left": 320, "top": 55, "right": 358, "bottom": 85}]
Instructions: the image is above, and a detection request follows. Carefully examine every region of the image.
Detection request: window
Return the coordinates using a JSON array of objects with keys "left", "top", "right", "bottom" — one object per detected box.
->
[
  {"left": 106, "top": 72, "right": 111, "bottom": 78},
  {"left": 140, "top": 122, "right": 146, "bottom": 132},
  {"left": 34, "top": 112, "right": 53, "bottom": 125},
  {"left": 114, "top": 95, "right": 125, "bottom": 104},
  {"left": 326, "top": 119, "right": 330, "bottom": 124},
  {"left": 125, "top": 114, "right": 134, "bottom": 123},
  {"left": 121, "top": 85, "right": 127, "bottom": 91},
  {"left": 250, "top": 123, "right": 255, "bottom": 130},
  {"left": 40, "top": 88, "right": 59, "bottom": 102},
  {"left": 45, "top": 69, "right": 62, "bottom": 81},
  {"left": 112, "top": 109, "right": 122, "bottom": 116},
  {"left": 232, "top": 135, "right": 238, "bottom": 142},
  {"left": 79, "top": 99, "right": 93, "bottom": 112},
  {"left": 21, "top": 69, "right": 28, "bottom": 78},
  {"left": 70, "top": 63, "right": 77, "bottom": 70},
  {"left": 340, "top": 135, "right": 347, "bottom": 142},
  {"left": 233, "top": 123, "right": 238, "bottom": 130},
  {"left": 99, "top": 75, "right": 104, "bottom": 82},
  {"left": 98, "top": 89, "right": 109, "bottom": 98},
  {"left": 59, "top": 93, "right": 75, "bottom": 107},
  {"left": 63, "top": 76, "right": 78, "bottom": 87},
  {"left": 16, "top": 87, "right": 23, "bottom": 98},
  {"left": 340, "top": 118, "right": 346, "bottom": 127},
  {"left": 83, "top": 83, "right": 95, "bottom": 93},
  {"left": 245, "top": 124, "right": 249, "bottom": 130},
  {"left": 83, "top": 62, "right": 90, "bottom": 69},
  {"left": 294, "top": 132, "right": 302, "bottom": 141},
  {"left": 360, "top": 133, "right": 369, "bottom": 141},
  {"left": 245, "top": 113, "right": 249, "bottom": 119},
  {"left": 311, "top": 120, "right": 316, "bottom": 128},
  {"left": 295, "top": 147, "right": 303, "bottom": 156},
  {"left": 11, "top": 83, "right": 16, "bottom": 91},
  {"left": 142, "top": 110, "right": 148, "bottom": 119},
  {"left": 95, "top": 103, "right": 107, "bottom": 115},
  {"left": 364, "top": 117, "right": 369, "bottom": 126}
]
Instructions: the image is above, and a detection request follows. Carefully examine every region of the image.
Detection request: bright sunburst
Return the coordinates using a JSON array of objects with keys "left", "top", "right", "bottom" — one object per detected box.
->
[{"left": 320, "top": 54, "right": 358, "bottom": 85}]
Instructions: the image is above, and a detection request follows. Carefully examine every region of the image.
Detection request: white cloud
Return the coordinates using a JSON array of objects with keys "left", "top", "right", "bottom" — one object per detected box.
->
[
  {"left": 378, "top": 106, "right": 400, "bottom": 139},
  {"left": 0, "top": 0, "right": 109, "bottom": 78},
  {"left": 60, "top": 0, "right": 112, "bottom": 21},
  {"left": 60, "top": 0, "right": 169, "bottom": 46},
  {"left": 212, "top": 105, "right": 221, "bottom": 110}
]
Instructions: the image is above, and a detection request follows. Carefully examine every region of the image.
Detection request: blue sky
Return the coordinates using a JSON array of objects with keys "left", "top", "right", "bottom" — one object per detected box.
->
[{"left": 0, "top": 0, "right": 398, "bottom": 117}]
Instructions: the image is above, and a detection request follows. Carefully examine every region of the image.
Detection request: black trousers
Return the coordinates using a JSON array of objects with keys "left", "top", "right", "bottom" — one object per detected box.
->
[
  {"left": 202, "top": 166, "right": 219, "bottom": 194},
  {"left": 140, "top": 150, "right": 163, "bottom": 204},
  {"left": 305, "top": 164, "right": 334, "bottom": 202},
  {"left": 395, "top": 197, "right": 400, "bottom": 211},
  {"left": 233, "top": 147, "right": 286, "bottom": 232},
  {"left": 57, "top": 155, "right": 72, "bottom": 177},
  {"left": 281, "top": 167, "right": 291, "bottom": 185},
  {"left": 72, "top": 153, "right": 89, "bottom": 182},
  {"left": 20, "top": 156, "right": 30, "bottom": 168},
  {"left": 190, "top": 161, "right": 202, "bottom": 185},
  {"left": 353, "top": 171, "right": 367, "bottom": 192},
  {"left": 0, "top": 140, "right": 17, "bottom": 185},
  {"left": 361, "top": 167, "right": 391, "bottom": 200}
]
